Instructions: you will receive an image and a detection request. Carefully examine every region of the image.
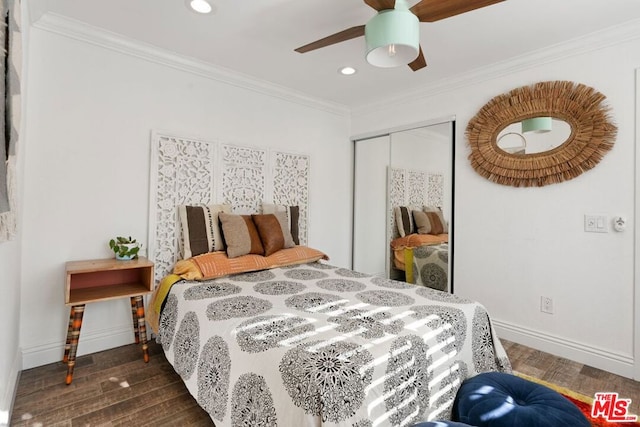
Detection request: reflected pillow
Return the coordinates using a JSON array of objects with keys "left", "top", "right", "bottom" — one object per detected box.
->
[
  {"left": 424, "top": 206, "right": 449, "bottom": 231},
  {"left": 219, "top": 212, "right": 264, "bottom": 258},
  {"left": 413, "top": 209, "right": 446, "bottom": 235},
  {"left": 394, "top": 206, "right": 415, "bottom": 237}
]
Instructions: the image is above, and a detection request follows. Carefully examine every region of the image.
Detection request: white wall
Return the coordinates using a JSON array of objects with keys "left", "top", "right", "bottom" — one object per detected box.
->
[
  {"left": 20, "top": 22, "right": 352, "bottom": 368},
  {"left": 0, "top": 242, "right": 21, "bottom": 424},
  {"left": 352, "top": 32, "right": 640, "bottom": 378}
]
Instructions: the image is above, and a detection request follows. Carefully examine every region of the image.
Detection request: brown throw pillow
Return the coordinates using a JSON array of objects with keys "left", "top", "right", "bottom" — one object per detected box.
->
[
  {"left": 424, "top": 206, "right": 448, "bottom": 231},
  {"left": 262, "top": 203, "right": 300, "bottom": 245},
  {"left": 218, "top": 213, "right": 264, "bottom": 258},
  {"left": 252, "top": 212, "right": 295, "bottom": 257},
  {"left": 413, "top": 210, "right": 445, "bottom": 235}
]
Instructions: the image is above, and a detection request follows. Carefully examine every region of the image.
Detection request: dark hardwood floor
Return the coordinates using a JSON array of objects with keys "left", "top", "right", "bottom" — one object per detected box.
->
[
  {"left": 10, "top": 341, "right": 214, "bottom": 426},
  {"left": 10, "top": 339, "right": 640, "bottom": 426},
  {"left": 501, "top": 339, "right": 640, "bottom": 417}
]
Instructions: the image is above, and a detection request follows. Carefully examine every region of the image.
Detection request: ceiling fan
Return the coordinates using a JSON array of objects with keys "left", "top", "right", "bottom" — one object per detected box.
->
[{"left": 295, "top": 0, "right": 505, "bottom": 71}]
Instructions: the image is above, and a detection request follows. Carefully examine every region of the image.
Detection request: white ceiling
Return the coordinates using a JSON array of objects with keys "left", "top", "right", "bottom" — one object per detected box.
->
[{"left": 29, "top": 0, "right": 640, "bottom": 109}]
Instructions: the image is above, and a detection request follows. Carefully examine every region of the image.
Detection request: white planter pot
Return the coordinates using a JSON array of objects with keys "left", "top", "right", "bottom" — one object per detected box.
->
[{"left": 115, "top": 242, "right": 139, "bottom": 260}]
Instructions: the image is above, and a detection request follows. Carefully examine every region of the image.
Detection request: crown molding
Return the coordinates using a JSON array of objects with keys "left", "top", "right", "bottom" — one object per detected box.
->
[
  {"left": 32, "top": 12, "right": 350, "bottom": 117},
  {"left": 352, "top": 18, "right": 640, "bottom": 116}
]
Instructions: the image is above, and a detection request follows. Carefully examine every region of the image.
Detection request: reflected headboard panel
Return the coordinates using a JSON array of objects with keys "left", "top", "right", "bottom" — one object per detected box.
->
[
  {"left": 148, "top": 131, "right": 310, "bottom": 284},
  {"left": 388, "top": 167, "right": 443, "bottom": 241},
  {"left": 387, "top": 167, "right": 443, "bottom": 279}
]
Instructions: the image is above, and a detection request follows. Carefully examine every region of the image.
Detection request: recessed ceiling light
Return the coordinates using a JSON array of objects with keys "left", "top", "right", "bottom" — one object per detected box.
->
[
  {"left": 187, "top": 0, "right": 213, "bottom": 14},
  {"left": 339, "top": 66, "right": 357, "bottom": 76}
]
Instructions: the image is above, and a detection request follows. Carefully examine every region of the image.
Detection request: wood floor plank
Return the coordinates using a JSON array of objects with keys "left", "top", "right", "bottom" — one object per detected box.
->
[
  {"left": 503, "top": 339, "right": 640, "bottom": 416},
  {"left": 69, "top": 380, "right": 189, "bottom": 426},
  {"left": 111, "top": 388, "right": 214, "bottom": 426},
  {"left": 11, "top": 339, "right": 640, "bottom": 425}
]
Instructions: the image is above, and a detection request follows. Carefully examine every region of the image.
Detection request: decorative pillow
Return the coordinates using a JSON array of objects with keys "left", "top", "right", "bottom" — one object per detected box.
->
[
  {"left": 453, "top": 372, "right": 590, "bottom": 427},
  {"left": 218, "top": 213, "right": 264, "bottom": 258},
  {"left": 414, "top": 207, "right": 446, "bottom": 235},
  {"left": 178, "top": 204, "right": 231, "bottom": 259},
  {"left": 173, "top": 246, "right": 330, "bottom": 280},
  {"left": 424, "top": 205, "right": 449, "bottom": 229},
  {"left": 394, "top": 206, "right": 415, "bottom": 237},
  {"left": 262, "top": 203, "right": 300, "bottom": 245},
  {"left": 252, "top": 213, "right": 295, "bottom": 256}
]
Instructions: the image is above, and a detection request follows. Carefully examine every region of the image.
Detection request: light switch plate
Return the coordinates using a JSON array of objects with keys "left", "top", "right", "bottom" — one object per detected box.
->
[{"left": 585, "top": 214, "right": 608, "bottom": 233}]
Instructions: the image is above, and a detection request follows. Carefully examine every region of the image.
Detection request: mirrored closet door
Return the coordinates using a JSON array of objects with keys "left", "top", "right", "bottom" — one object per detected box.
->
[{"left": 352, "top": 120, "right": 455, "bottom": 290}]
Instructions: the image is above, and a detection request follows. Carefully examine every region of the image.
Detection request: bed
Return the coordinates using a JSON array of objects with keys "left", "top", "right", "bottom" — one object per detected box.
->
[
  {"left": 148, "top": 249, "right": 510, "bottom": 426},
  {"left": 146, "top": 135, "right": 510, "bottom": 426}
]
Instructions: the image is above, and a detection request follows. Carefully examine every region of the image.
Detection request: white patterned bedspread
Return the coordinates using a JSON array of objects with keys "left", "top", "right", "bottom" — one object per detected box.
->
[{"left": 156, "top": 262, "right": 511, "bottom": 427}]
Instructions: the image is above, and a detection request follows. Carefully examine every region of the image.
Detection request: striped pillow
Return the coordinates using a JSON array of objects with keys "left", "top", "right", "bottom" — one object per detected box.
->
[
  {"left": 178, "top": 204, "right": 231, "bottom": 259},
  {"left": 394, "top": 206, "right": 415, "bottom": 237},
  {"left": 219, "top": 212, "right": 265, "bottom": 258},
  {"left": 262, "top": 203, "right": 300, "bottom": 245},
  {"left": 252, "top": 212, "right": 295, "bottom": 256}
]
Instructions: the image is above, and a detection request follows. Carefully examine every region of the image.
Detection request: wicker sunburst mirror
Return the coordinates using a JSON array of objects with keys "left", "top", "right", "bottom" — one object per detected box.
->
[{"left": 466, "top": 81, "right": 617, "bottom": 187}]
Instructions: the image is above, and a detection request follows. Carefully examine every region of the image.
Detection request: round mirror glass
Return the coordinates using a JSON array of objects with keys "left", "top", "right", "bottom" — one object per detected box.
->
[{"left": 497, "top": 117, "right": 572, "bottom": 155}]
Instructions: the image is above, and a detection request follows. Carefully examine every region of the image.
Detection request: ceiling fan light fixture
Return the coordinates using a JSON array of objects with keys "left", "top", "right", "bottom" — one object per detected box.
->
[
  {"left": 522, "top": 117, "right": 553, "bottom": 133},
  {"left": 365, "top": 7, "right": 419, "bottom": 68}
]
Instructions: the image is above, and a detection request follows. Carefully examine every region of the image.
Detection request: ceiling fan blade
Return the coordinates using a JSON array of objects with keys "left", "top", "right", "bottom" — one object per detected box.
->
[
  {"left": 410, "top": 0, "right": 505, "bottom": 22},
  {"left": 294, "top": 25, "right": 366, "bottom": 53},
  {"left": 408, "top": 46, "right": 427, "bottom": 71},
  {"left": 363, "top": 0, "right": 396, "bottom": 11}
]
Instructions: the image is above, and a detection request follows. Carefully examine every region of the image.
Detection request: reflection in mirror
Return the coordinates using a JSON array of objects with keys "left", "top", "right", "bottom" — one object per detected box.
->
[
  {"left": 497, "top": 118, "right": 572, "bottom": 155},
  {"left": 388, "top": 123, "right": 452, "bottom": 292},
  {"left": 351, "top": 120, "right": 454, "bottom": 292}
]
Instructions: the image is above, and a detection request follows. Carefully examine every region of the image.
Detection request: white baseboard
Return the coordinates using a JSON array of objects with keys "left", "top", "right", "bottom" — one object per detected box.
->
[
  {"left": 21, "top": 325, "right": 136, "bottom": 370},
  {"left": 493, "top": 319, "right": 636, "bottom": 380},
  {"left": 0, "top": 346, "right": 21, "bottom": 427}
]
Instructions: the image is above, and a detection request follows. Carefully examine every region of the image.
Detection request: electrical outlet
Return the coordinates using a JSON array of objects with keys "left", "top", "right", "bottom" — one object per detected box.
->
[{"left": 541, "top": 296, "right": 553, "bottom": 314}]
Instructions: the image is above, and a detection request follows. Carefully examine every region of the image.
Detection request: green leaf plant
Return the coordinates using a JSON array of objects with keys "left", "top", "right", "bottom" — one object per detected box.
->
[{"left": 108, "top": 236, "right": 140, "bottom": 259}]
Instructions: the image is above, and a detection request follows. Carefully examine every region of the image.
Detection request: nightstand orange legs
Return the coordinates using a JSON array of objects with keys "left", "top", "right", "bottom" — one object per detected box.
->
[
  {"left": 130, "top": 295, "right": 150, "bottom": 363},
  {"left": 63, "top": 304, "right": 85, "bottom": 385},
  {"left": 63, "top": 296, "right": 150, "bottom": 384}
]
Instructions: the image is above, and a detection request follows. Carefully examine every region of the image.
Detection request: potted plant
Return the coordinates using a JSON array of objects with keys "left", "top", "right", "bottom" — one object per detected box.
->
[{"left": 109, "top": 236, "right": 141, "bottom": 260}]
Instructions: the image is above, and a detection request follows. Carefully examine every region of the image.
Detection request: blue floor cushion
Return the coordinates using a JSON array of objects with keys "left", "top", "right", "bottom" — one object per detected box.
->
[{"left": 453, "top": 372, "right": 590, "bottom": 427}]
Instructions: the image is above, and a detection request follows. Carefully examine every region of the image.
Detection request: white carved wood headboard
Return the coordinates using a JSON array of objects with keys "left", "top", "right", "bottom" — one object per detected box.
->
[{"left": 148, "top": 131, "right": 310, "bottom": 284}]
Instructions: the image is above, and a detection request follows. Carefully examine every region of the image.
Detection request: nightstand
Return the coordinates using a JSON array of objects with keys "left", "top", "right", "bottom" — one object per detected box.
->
[{"left": 63, "top": 257, "right": 154, "bottom": 384}]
